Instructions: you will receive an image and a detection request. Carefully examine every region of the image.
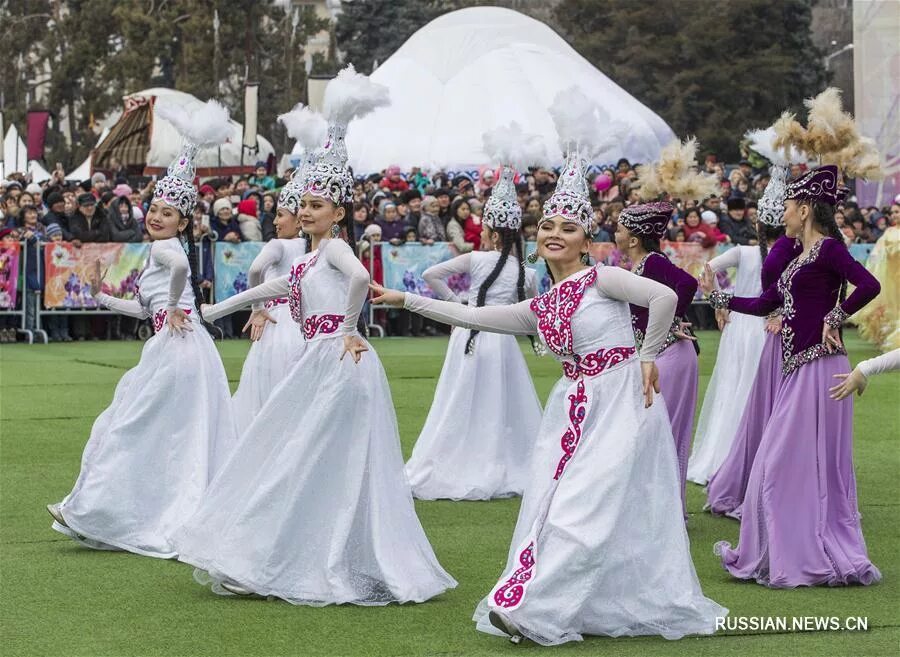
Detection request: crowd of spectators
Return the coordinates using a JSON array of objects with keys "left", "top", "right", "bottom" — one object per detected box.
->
[{"left": 1, "top": 154, "right": 896, "bottom": 342}]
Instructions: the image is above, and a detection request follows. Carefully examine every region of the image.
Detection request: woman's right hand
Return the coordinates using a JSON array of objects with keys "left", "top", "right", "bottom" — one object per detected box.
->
[
  {"left": 640, "top": 361, "right": 660, "bottom": 408},
  {"left": 697, "top": 264, "right": 716, "bottom": 296},
  {"left": 87, "top": 259, "right": 107, "bottom": 296},
  {"left": 715, "top": 308, "right": 730, "bottom": 331},
  {"left": 765, "top": 314, "right": 782, "bottom": 334},
  {"left": 242, "top": 309, "right": 277, "bottom": 342},
  {"left": 369, "top": 283, "right": 406, "bottom": 308}
]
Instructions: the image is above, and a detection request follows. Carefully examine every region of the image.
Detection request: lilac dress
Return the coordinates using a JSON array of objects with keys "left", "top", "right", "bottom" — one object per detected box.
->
[
  {"left": 631, "top": 252, "right": 698, "bottom": 516},
  {"left": 705, "top": 236, "right": 800, "bottom": 517},
  {"left": 709, "top": 237, "right": 881, "bottom": 587}
]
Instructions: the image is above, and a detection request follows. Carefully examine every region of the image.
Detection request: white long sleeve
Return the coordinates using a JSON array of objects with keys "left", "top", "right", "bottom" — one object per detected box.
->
[
  {"left": 322, "top": 239, "right": 370, "bottom": 335},
  {"left": 525, "top": 268, "right": 538, "bottom": 299},
  {"left": 151, "top": 240, "right": 190, "bottom": 310},
  {"left": 403, "top": 294, "right": 537, "bottom": 335},
  {"left": 706, "top": 246, "right": 741, "bottom": 273},
  {"left": 203, "top": 276, "right": 290, "bottom": 322},
  {"left": 858, "top": 348, "right": 900, "bottom": 378},
  {"left": 247, "top": 240, "right": 285, "bottom": 310},
  {"left": 593, "top": 266, "right": 677, "bottom": 362},
  {"left": 94, "top": 293, "right": 149, "bottom": 319},
  {"left": 422, "top": 253, "right": 472, "bottom": 302}
]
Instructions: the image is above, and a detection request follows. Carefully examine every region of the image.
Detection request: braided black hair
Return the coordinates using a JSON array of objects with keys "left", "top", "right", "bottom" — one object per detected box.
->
[
  {"left": 178, "top": 221, "right": 217, "bottom": 336},
  {"left": 756, "top": 222, "right": 785, "bottom": 261},
  {"left": 464, "top": 227, "right": 540, "bottom": 354},
  {"left": 810, "top": 201, "right": 848, "bottom": 305}
]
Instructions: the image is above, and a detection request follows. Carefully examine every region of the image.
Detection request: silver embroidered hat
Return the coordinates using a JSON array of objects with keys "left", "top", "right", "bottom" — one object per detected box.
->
[
  {"left": 277, "top": 103, "right": 327, "bottom": 215},
  {"left": 482, "top": 122, "right": 547, "bottom": 231},
  {"left": 757, "top": 164, "right": 789, "bottom": 226},
  {"left": 152, "top": 99, "right": 232, "bottom": 216},
  {"left": 303, "top": 65, "right": 389, "bottom": 205}
]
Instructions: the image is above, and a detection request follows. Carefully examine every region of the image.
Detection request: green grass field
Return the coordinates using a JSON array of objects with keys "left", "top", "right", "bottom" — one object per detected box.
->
[{"left": 1, "top": 331, "right": 898, "bottom": 657}]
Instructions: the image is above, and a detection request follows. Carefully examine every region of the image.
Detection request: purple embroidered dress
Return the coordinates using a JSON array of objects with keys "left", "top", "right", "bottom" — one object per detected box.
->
[
  {"left": 631, "top": 251, "right": 699, "bottom": 516},
  {"left": 709, "top": 236, "right": 882, "bottom": 586},
  {"left": 403, "top": 264, "right": 726, "bottom": 644},
  {"left": 705, "top": 235, "right": 800, "bottom": 517},
  {"left": 171, "top": 238, "right": 457, "bottom": 605}
]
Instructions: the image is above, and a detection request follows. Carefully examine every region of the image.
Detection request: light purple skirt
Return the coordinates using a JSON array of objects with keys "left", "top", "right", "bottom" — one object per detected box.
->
[
  {"left": 715, "top": 354, "right": 881, "bottom": 588},
  {"left": 706, "top": 332, "right": 782, "bottom": 518},
  {"left": 656, "top": 338, "right": 698, "bottom": 516}
]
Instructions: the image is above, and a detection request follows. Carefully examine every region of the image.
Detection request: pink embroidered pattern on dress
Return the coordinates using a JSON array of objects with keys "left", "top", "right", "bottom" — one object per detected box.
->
[
  {"left": 264, "top": 297, "right": 289, "bottom": 310},
  {"left": 562, "top": 346, "right": 636, "bottom": 380},
  {"left": 554, "top": 379, "right": 588, "bottom": 480},
  {"left": 302, "top": 314, "right": 344, "bottom": 339},
  {"left": 492, "top": 541, "right": 535, "bottom": 609},
  {"left": 153, "top": 308, "right": 191, "bottom": 333},
  {"left": 529, "top": 268, "right": 597, "bottom": 357},
  {"left": 288, "top": 253, "right": 320, "bottom": 323}
]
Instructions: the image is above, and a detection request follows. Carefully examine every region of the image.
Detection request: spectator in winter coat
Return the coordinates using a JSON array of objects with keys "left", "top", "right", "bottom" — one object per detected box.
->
[
  {"left": 236, "top": 198, "right": 262, "bottom": 241},
  {"left": 41, "top": 192, "right": 68, "bottom": 236},
  {"left": 248, "top": 162, "right": 276, "bottom": 191},
  {"left": 108, "top": 197, "right": 144, "bottom": 242},
  {"left": 417, "top": 196, "right": 446, "bottom": 244},
  {"left": 719, "top": 198, "right": 757, "bottom": 245},
  {"left": 403, "top": 190, "right": 422, "bottom": 231},
  {"left": 375, "top": 202, "right": 405, "bottom": 244},
  {"left": 210, "top": 198, "right": 242, "bottom": 243},
  {"left": 683, "top": 208, "right": 728, "bottom": 248},
  {"left": 68, "top": 193, "right": 111, "bottom": 244},
  {"left": 378, "top": 166, "right": 410, "bottom": 193},
  {"left": 446, "top": 197, "right": 473, "bottom": 253}
]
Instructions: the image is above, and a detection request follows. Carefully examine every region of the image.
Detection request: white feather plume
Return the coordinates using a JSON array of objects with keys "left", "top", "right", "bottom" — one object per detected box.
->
[
  {"left": 278, "top": 103, "right": 327, "bottom": 151},
  {"left": 323, "top": 64, "right": 390, "bottom": 126},
  {"left": 482, "top": 122, "right": 548, "bottom": 172},
  {"left": 155, "top": 98, "right": 231, "bottom": 146},
  {"left": 745, "top": 126, "right": 806, "bottom": 166},
  {"left": 548, "top": 87, "right": 604, "bottom": 158}
]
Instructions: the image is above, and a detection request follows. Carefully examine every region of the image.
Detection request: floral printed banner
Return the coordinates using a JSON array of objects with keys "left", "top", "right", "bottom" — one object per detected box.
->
[
  {"left": 213, "top": 242, "right": 263, "bottom": 302},
  {"left": 0, "top": 241, "right": 21, "bottom": 309},
  {"left": 43, "top": 242, "right": 150, "bottom": 309},
  {"left": 381, "top": 242, "right": 461, "bottom": 299}
]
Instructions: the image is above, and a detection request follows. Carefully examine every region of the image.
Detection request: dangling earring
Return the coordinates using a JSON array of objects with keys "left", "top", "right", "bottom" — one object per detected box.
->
[
  {"left": 331, "top": 223, "right": 341, "bottom": 238},
  {"left": 526, "top": 251, "right": 539, "bottom": 265},
  {"left": 581, "top": 252, "right": 590, "bottom": 265}
]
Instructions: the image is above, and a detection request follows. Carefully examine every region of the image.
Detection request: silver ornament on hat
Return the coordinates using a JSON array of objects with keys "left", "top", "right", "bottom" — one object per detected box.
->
[
  {"left": 484, "top": 166, "right": 521, "bottom": 230},
  {"left": 757, "top": 164, "right": 789, "bottom": 227},
  {"left": 542, "top": 150, "right": 592, "bottom": 234},
  {"left": 303, "top": 124, "right": 354, "bottom": 206}
]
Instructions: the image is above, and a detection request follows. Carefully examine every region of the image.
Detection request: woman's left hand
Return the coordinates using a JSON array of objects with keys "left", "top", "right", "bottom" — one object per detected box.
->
[
  {"left": 369, "top": 283, "right": 405, "bottom": 308},
  {"left": 829, "top": 368, "right": 868, "bottom": 400},
  {"left": 340, "top": 334, "right": 369, "bottom": 364},
  {"left": 822, "top": 322, "right": 843, "bottom": 353},
  {"left": 698, "top": 264, "right": 716, "bottom": 296},
  {"left": 167, "top": 308, "right": 193, "bottom": 336},
  {"left": 640, "top": 361, "right": 660, "bottom": 408},
  {"left": 674, "top": 321, "right": 697, "bottom": 341}
]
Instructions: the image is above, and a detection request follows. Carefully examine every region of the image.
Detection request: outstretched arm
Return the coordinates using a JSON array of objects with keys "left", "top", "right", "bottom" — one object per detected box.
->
[
  {"left": 247, "top": 240, "right": 285, "bottom": 311},
  {"left": 371, "top": 283, "right": 537, "bottom": 335},
  {"left": 203, "top": 276, "right": 290, "bottom": 322}
]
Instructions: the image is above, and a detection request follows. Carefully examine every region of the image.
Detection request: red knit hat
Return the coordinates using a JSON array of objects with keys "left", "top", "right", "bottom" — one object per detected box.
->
[{"left": 237, "top": 198, "right": 258, "bottom": 217}]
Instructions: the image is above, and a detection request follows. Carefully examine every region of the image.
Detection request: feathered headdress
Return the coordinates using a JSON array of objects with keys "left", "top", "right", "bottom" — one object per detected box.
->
[
  {"left": 745, "top": 126, "right": 802, "bottom": 227},
  {"left": 634, "top": 137, "right": 720, "bottom": 203},
  {"left": 482, "top": 122, "right": 547, "bottom": 231},
  {"left": 153, "top": 99, "right": 232, "bottom": 216},
  {"left": 772, "top": 87, "right": 883, "bottom": 181},
  {"left": 542, "top": 87, "right": 602, "bottom": 234},
  {"left": 277, "top": 103, "right": 327, "bottom": 214},
  {"left": 303, "top": 65, "right": 390, "bottom": 205}
]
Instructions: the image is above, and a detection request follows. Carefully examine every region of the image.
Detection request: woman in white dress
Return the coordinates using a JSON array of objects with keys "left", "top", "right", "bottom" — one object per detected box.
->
[
  {"left": 405, "top": 125, "right": 544, "bottom": 500},
  {"left": 46, "top": 101, "right": 238, "bottom": 558},
  {"left": 170, "top": 67, "right": 457, "bottom": 605},
  {"left": 687, "top": 155, "right": 794, "bottom": 485},
  {"left": 373, "top": 132, "right": 726, "bottom": 645}
]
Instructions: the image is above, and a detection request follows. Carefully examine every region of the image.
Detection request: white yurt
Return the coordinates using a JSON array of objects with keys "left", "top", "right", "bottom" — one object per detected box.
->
[{"left": 343, "top": 7, "right": 676, "bottom": 173}]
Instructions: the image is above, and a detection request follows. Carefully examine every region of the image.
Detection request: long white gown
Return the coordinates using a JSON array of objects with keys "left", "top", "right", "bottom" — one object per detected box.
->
[
  {"left": 171, "top": 238, "right": 457, "bottom": 605},
  {"left": 231, "top": 238, "right": 307, "bottom": 435},
  {"left": 51, "top": 237, "right": 238, "bottom": 558},
  {"left": 404, "top": 264, "right": 726, "bottom": 645},
  {"left": 405, "top": 251, "right": 543, "bottom": 500},
  {"left": 687, "top": 246, "right": 765, "bottom": 485}
]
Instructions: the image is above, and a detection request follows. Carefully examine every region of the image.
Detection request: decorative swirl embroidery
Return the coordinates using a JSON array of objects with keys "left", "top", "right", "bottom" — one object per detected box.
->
[
  {"left": 492, "top": 541, "right": 535, "bottom": 609},
  {"left": 288, "top": 253, "right": 320, "bottom": 323},
  {"left": 778, "top": 238, "right": 827, "bottom": 373},
  {"left": 554, "top": 378, "right": 589, "bottom": 479},
  {"left": 823, "top": 306, "right": 848, "bottom": 329},
  {"left": 529, "top": 268, "right": 597, "bottom": 357},
  {"left": 152, "top": 308, "right": 191, "bottom": 333},
  {"left": 562, "top": 346, "right": 635, "bottom": 380},
  {"left": 302, "top": 314, "right": 344, "bottom": 339},
  {"left": 264, "top": 297, "right": 289, "bottom": 310}
]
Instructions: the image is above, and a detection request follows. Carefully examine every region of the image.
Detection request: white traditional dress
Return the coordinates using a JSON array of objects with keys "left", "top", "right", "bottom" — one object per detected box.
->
[
  {"left": 51, "top": 237, "right": 238, "bottom": 558},
  {"left": 171, "top": 238, "right": 457, "bottom": 605},
  {"left": 404, "top": 251, "right": 543, "bottom": 500},
  {"left": 687, "top": 245, "right": 765, "bottom": 484},
  {"left": 231, "top": 238, "right": 307, "bottom": 435},
  {"left": 404, "top": 264, "right": 726, "bottom": 645}
]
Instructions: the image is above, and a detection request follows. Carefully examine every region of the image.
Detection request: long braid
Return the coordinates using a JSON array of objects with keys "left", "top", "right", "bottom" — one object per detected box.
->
[
  {"left": 757, "top": 222, "right": 785, "bottom": 262},
  {"left": 464, "top": 228, "right": 514, "bottom": 354},
  {"left": 180, "top": 226, "right": 217, "bottom": 336},
  {"left": 512, "top": 234, "right": 542, "bottom": 354},
  {"left": 811, "top": 202, "right": 848, "bottom": 304}
]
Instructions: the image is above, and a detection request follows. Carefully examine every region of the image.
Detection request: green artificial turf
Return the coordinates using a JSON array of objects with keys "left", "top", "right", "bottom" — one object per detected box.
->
[{"left": 1, "top": 331, "right": 897, "bottom": 656}]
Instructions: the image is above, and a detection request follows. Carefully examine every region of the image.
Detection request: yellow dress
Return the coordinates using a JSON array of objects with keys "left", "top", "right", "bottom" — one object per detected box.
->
[{"left": 852, "top": 225, "right": 900, "bottom": 351}]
